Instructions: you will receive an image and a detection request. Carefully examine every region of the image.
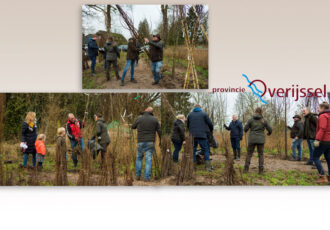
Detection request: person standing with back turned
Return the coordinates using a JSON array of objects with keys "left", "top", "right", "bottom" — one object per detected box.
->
[
  {"left": 132, "top": 107, "right": 161, "bottom": 181},
  {"left": 243, "top": 108, "right": 272, "bottom": 174}
]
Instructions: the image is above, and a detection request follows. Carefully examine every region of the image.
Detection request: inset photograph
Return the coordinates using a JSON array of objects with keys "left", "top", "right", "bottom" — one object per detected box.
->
[{"left": 82, "top": 4, "right": 208, "bottom": 89}]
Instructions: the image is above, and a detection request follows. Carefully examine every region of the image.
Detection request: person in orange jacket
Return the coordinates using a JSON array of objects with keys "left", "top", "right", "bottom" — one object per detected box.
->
[{"left": 35, "top": 134, "right": 46, "bottom": 171}]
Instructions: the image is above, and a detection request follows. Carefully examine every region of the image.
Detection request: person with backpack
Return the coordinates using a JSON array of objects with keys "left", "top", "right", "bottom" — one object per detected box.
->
[
  {"left": 187, "top": 105, "right": 214, "bottom": 171},
  {"left": 302, "top": 107, "right": 318, "bottom": 165},
  {"left": 224, "top": 115, "right": 243, "bottom": 161},
  {"left": 92, "top": 113, "right": 111, "bottom": 161},
  {"left": 104, "top": 36, "right": 120, "bottom": 81},
  {"left": 288, "top": 115, "right": 304, "bottom": 161},
  {"left": 312, "top": 102, "right": 330, "bottom": 184},
  {"left": 65, "top": 113, "right": 84, "bottom": 167},
  {"left": 87, "top": 35, "right": 99, "bottom": 76},
  {"left": 132, "top": 107, "right": 161, "bottom": 181},
  {"left": 120, "top": 38, "right": 139, "bottom": 86},
  {"left": 243, "top": 108, "right": 272, "bottom": 174},
  {"left": 21, "top": 112, "right": 38, "bottom": 169},
  {"left": 171, "top": 115, "right": 186, "bottom": 163}
]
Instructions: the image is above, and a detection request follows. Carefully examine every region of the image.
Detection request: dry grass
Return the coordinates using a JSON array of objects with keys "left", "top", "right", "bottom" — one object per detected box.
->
[{"left": 164, "top": 46, "right": 208, "bottom": 69}]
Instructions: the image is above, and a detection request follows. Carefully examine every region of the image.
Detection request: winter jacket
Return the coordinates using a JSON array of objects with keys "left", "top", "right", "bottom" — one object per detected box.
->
[
  {"left": 132, "top": 112, "right": 161, "bottom": 143},
  {"left": 171, "top": 119, "right": 185, "bottom": 142},
  {"left": 126, "top": 39, "right": 139, "bottom": 60},
  {"left": 148, "top": 40, "right": 163, "bottom": 62},
  {"left": 66, "top": 119, "right": 83, "bottom": 140},
  {"left": 244, "top": 114, "right": 272, "bottom": 144},
  {"left": 104, "top": 42, "right": 120, "bottom": 61},
  {"left": 95, "top": 118, "right": 110, "bottom": 145},
  {"left": 316, "top": 109, "right": 330, "bottom": 144},
  {"left": 303, "top": 113, "right": 318, "bottom": 140},
  {"left": 35, "top": 140, "right": 46, "bottom": 156},
  {"left": 187, "top": 107, "right": 214, "bottom": 139},
  {"left": 288, "top": 120, "right": 304, "bottom": 139},
  {"left": 87, "top": 38, "right": 99, "bottom": 57},
  {"left": 21, "top": 122, "right": 37, "bottom": 154},
  {"left": 225, "top": 120, "right": 243, "bottom": 138}
]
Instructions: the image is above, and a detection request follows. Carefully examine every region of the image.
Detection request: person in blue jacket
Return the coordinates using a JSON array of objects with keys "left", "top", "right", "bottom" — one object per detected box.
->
[
  {"left": 187, "top": 105, "right": 214, "bottom": 171},
  {"left": 87, "top": 35, "right": 99, "bottom": 76},
  {"left": 224, "top": 115, "right": 243, "bottom": 160}
]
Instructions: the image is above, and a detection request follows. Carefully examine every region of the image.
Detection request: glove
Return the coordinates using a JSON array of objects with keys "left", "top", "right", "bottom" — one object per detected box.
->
[
  {"left": 240, "top": 137, "right": 242, "bottom": 141},
  {"left": 314, "top": 141, "right": 320, "bottom": 148},
  {"left": 267, "top": 132, "right": 271, "bottom": 136},
  {"left": 223, "top": 124, "right": 227, "bottom": 128}
]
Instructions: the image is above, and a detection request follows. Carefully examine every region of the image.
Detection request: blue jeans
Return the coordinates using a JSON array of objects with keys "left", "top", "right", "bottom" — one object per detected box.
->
[
  {"left": 69, "top": 138, "right": 85, "bottom": 165},
  {"left": 291, "top": 138, "right": 303, "bottom": 160},
  {"left": 306, "top": 139, "right": 315, "bottom": 163},
  {"left": 121, "top": 59, "right": 135, "bottom": 80},
  {"left": 89, "top": 56, "right": 97, "bottom": 73},
  {"left": 151, "top": 61, "right": 162, "bottom": 82},
  {"left": 172, "top": 139, "right": 183, "bottom": 162},
  {"left": 193, "top": 138, "right": 210, "bottom": 162},
  {"left": 230, "top": 137, "right": 241, "bottom": 151},
  {"left": 136, "top": 142, "right": 155, "bottom": 180},
  {"left": 23, "top": 153, "right": 36, "bottom": 167},
  {"left": 313, "top": 144, "right": 330, "bottom": 175}
]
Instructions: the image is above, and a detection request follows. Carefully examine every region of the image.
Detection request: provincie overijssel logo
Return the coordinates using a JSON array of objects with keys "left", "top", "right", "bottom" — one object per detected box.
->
[{"left": 212, "top": 73, "right": 327, "bottom": 104}]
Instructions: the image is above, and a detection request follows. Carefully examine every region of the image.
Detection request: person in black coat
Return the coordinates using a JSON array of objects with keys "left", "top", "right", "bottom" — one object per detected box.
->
[
  {"left": 187, "top": 105, "right": 214, "bottom": 171},
  {"left": 20, "top": 112, "right": 37, "bottom": 168},
  {"left": 171, "top": 115, "right": 186, "bottom": 163},
  {"left": 224, "top": 115, "right": 243, "bottom": 160}
]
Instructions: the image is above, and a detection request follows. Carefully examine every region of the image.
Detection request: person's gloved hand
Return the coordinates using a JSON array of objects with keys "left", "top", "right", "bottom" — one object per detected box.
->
[
  {"left": 314, "top": 140, "right": 320, "bottom": 148},
  {"left": 267, "top": 132, "right": 271, "bottom": 136},
  {"left": 223, "top": 124, "right": 227, "bottom": 128}
]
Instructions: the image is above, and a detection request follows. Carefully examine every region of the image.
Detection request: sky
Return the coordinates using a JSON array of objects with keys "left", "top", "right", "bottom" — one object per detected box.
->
[{"left": 83, "top": 5, "right": 163, "bottom": 39}]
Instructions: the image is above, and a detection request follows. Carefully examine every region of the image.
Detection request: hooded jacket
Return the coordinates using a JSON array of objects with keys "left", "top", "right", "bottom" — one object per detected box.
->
[
  {"left": 244, "top": 114, "right": 272, "bottom": 144},
  {"left": 316, "top": 109, "right": 330, "bottom": 144},
  {"left": 171, "top": 119, "right": 185, "bottom": 142},
  {"left": 104, "top": 42, "right": 120, "bottom": 61},
  {"left": 95, "top": 118, "right": 110, "bottom": 145},
  {"left": 87, "top": 38, "right": 99, "bottom": 57},
  {"left": 21, "top": 122, "right": 37, "bottom": 154},
  {"left": 35, "top": 140, "right": 46, "bottom": 156},
  {"left": 225, "top": 120, "right": 243, "bottom": 138},
  {"left": 131, "top": 112, "right": 161, "bottom": 143},
  {"left": 289, "top": 120, "right": 304, "bottom": 139},
  {"left": 303, "top": 113, "right": 318, "bottom": 140},
  {"left": 187, "top": 107, "right": 214, "bottom": 139}
]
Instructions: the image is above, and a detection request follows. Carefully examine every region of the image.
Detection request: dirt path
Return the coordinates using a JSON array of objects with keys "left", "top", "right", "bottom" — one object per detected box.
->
[{"left": 101, "top": 59, "right": 185, "bottom": 89}]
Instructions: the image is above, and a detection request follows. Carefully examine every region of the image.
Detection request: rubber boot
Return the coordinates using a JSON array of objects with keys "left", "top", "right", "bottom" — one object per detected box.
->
[
  {"left": 258, "top": 166, "right": 264, "bottom": 174},
  {"left": 205, "top": 160, "right": 213, "bottom": 172},
  {"left": 194, "top": 162, "right": 197, "bottom": 171},
  {"left": 237, "top": 149, "right": 241, "bottom": 161},
  {"left": 131, "top": 78, "right": 137, "bottom": 83},
  {"left": 116, "top": 75, "right": 120, "bottom": 80},
  {"left": 120, "top": 80, "right": 124, "bottom": 86},
  {"left": 315, "top": 175, "right": 328, "bottom": 184},
  {"left": 73, "top": 160, "right": 78, "bottom": 168},
  {"left": 233, "top": 149, "right": 237, "bottom": 160}
]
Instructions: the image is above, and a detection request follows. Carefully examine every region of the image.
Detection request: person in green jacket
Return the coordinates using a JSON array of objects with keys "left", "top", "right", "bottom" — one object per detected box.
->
[
  {"left": 243, "top": 108, "right": 272, "bottom": 174},
  {"left": 93, "top": 113, "right": 111, "bottom": 161}
]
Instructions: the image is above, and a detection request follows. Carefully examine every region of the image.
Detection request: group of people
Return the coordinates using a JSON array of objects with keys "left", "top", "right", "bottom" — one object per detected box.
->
[
  {"left": 20, "top": 112, "right": 111, "bottom": 171},
  {"left": 86, "top": 34, "right": 164, "bottom": 86},
  {"left": 222, "top": 102, "right": 330, "bottom": 183},
  {"left": 19, "top": 101, "right": 330, "bottom": 184},
  {"left": 287, "top": 102, "right": 330, "bottom": 183}
]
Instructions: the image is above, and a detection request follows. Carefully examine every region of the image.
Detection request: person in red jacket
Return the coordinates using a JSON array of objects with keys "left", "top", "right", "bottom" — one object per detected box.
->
[
  {"left": 35, "top": 134, "right": 46, "bottom": 171},
  {"left": 65, "top": 113, "right": 85, "bottom": 167},
  {"left": 313, "top": 102, "right": 330, "bottom": 184}
]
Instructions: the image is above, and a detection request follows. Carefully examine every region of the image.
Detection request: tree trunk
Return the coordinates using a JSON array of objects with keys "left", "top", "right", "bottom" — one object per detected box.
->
[
  {"left": 106, "top": 5, "right": 111, "bottom": 36},
  {"left": 161, "top": 5, "right": 168, "bottom": 45}
]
